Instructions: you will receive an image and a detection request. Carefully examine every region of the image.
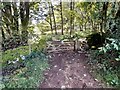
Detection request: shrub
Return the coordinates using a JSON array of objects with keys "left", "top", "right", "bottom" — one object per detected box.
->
[
  {"left": 90, "top": 37, "right": 120, "bottom": 87},
  {"left": 2, "top": 46, "right": 29, "bottom": 64},
  {"left": 86, "top": 33, "right": 105, "bottom": 49}
]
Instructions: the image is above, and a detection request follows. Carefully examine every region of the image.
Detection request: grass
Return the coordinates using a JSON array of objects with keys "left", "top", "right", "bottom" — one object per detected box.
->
[{"left": 2, "top": 50, "right": 49, "bottom": 88}]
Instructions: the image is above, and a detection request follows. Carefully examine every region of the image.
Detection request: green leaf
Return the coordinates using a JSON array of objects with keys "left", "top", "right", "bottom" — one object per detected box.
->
[
  {"left": 106, "top": 44, "right": 111, "bottom": 49},
  {"left": 103, "top": 47, "right": 107, "bottom": 53},
  {"left": 107, "top": 38, "right": 116, "bottom": 42},
  {"left": 115, "top": 58, "right": 120, "bottom": 61},
  {"left": 114, "top": 44, "right": 119, "bottom": 50}
]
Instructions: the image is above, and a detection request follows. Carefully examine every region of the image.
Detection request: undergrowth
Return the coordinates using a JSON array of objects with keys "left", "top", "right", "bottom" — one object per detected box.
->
[
  {"left": 2, "top": 51, "right": 49, "bottom": 88},
  {"left": 90, "top": 38, "right": 120, "bottom": 88},
  {"left": 1, "top": 35, "right": 50, "bottom": 89}
]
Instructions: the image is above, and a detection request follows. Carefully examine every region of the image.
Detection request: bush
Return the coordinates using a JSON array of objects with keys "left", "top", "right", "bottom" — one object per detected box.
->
[
  {"left": 90, "top": 38, "right": 120, "bottom": 87},
  {"left": 2, "top": 46, "right": 29, "bottom": 64},
  {"left": 86, "top": 33, "right": 105, "bottom": 49}
]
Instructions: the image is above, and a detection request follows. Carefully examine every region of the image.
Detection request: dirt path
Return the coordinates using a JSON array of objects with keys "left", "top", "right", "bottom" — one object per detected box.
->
[
  {"left": 40, "top": 41, "right": 104, "bottom": 88},
  {"left": 40, "top": 41, "right": 102, "bottom": 88}
]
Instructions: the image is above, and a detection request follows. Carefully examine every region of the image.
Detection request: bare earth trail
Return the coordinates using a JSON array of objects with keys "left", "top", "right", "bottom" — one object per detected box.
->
[{"left": 40, "top": 41, "right": 104, "bottom": 88}]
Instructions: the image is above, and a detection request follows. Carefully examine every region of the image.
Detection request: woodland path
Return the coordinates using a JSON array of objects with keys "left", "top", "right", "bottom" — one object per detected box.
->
[{"left": 40, "top": 41, "right": 104, "bottom": 88}]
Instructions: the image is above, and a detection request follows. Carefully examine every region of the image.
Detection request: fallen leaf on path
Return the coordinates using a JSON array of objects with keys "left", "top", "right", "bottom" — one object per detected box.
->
[
  {"left": 83, "top": 74, "right": 87, "bottom": 77},
  {"left": 61, "top": 85, "right": 66, "bottom": 89},
  {"left": 95, "top": 79, "right": 98, "bottom": 82},
  {"left": 59, "top": 69, "right": 62, "bottom": 71},
  {"left": 72, "top": 59, "right": 75, "bottom": 61},
  {"left": 88, "top": 82, "right": 93, "bottom": 86},
  {"left": 69, "top": 77, "right": 72, "bottom": 80},
  {"left": 58, "top": 54, "right": 61, "bottom": 56},
  {"left": 44, "top": 73, "right": 48, "bottom": 76},
  {"left": 54, "top": 65, "right": 57, "bottom": 68}
]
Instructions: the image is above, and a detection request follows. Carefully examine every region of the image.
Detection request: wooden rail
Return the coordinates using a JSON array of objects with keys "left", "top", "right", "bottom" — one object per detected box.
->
[
  {"left": 46, "top": 38, "right": 87, "bottom": 53},
  {"left": 46, "top": 41, "right": 75, "bottom": 53}
]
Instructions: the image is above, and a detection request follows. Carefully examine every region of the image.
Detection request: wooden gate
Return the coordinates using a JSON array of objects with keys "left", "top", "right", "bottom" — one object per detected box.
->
[
  {"left": 46, "top": 38, "right": 88, "bottom": 53},
  {"left": 46, "top": 41, "right": 75, "bottom": 53}
]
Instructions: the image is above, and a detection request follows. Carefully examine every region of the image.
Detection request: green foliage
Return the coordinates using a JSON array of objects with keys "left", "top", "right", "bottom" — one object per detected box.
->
[
  {"left": 98, "top": 38, "right": 120, "bottom": 62},
  {"left": 32, "top": 35, "right": 52, "bottom": 51},
  {"left": 2, "top": 46, "right": 29, "bottom": 63},
  {"left": 59, "top": 34, "right": 71, "bottom": 41},
  {"left": 3, "top": 51, "right": 49, "bottom": 88},
  {"left": 2, "top": 35, "right": 51, "bottom": 65},
  {"left": 90, "top": 37, "right": 120, "bottom": 87},
  {"left": 59, "top": 30, "right": 93, "bottom": 41},
  {"left": 105, "top": 72, "right": 119, "bottom": 86},
  {"left": 74, "top": 30, "right": 93, "bottom": 38},
  {"left": 37, "top": 22, "right": 50, "bottom": 33}
]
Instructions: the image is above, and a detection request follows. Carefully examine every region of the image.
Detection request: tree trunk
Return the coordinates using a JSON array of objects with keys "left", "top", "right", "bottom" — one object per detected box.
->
[
  {"left": 100, "top": 2, "right": 109, "bottom": 35},
  {"left": 79, "top": 24, "right": 82, "bottom": 31},
  {"left": 72, "top": 2, "right": 75, "bottom": 32},
  {"left": 13, "top": 2, "right": 19, "bottom": 35},
  {"left": 115, "top": 2, "right": 120, "bottom": 19},
  {"left": 104, "top": 2, "right": 109, "bottom": 32},
  {"left": 49, "top": 3, "right": 53, "bottom": 34},
  {"left": 2, "top": 3, "right": 15, "bottom": 37},
  {"left": 1, "top": 28, "right": 5, "bottom": 39},
  {"left": 60, "top": 0, "right": 64, "bottom": 35},
  {"left": 70, "top": 0, "right": 73, "bottom": 36},
  {"left": 0, "top": 9, "right": 2, "bottom": 51},
  {"left": 20, "top": 2, "right": 29, "bottom": 44},
  {"left": 51, "top": 3, "right": 57, "bottom": 35},
  {"left": 84, "top": 22, "right": 87, "bottom": 31},
  {"left": 81, "top": 24, "right": 84, "bottom": 31},
  {"left": 91, "top": 19, "right": 94, "bottom": 31}
]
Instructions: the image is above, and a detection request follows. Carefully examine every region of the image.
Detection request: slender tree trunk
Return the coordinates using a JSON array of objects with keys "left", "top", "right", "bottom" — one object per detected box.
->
[
  {"left": 79, "top": 24, "right": 82, "bottom": 31},
  {"left": 70, "top": 0, "right": 73, "bottom": 36},
  {"left": 91, "top": 19, "right": 94, "bottom": 31},
  {"left": 100, "top": 2, "right": 109, "bottom": 35},
  {"left": 84, "top": 22, "right": 87, "bottom": 31},
  {"left": 13, "top": 2, "right": 19, "bottom": 35},
  {"left": 115, "top": 2, "right": 120, "bottom": 37},
  {"left": 49, "top": 3, "right": 53, "bottom": 34},
  {"left": 51, "top": 3, "right": 57, "bottom": 35},
  {"left": 72, "top": 2, "right": 75, "bottom": 32},
  {"left": 5, "top": 23, "right": 11, "bottom": 36},
  {"left": 104, "top": 2, "right": 109, "bottom": 33},
  {"left": 1, "top": 28, "right": 5, "bottom": 39},
  {"left": 60, "top": 0, "right": 64, "bottom": 35},
  {"left": 115, "top": 2, "right": 120, "bottom": 19},
  {"left": 0, "top": 8, "right": 2, "bottom": 52},
  {"left": 81, "top": 24, "right": 84, "bottom": 31}
]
